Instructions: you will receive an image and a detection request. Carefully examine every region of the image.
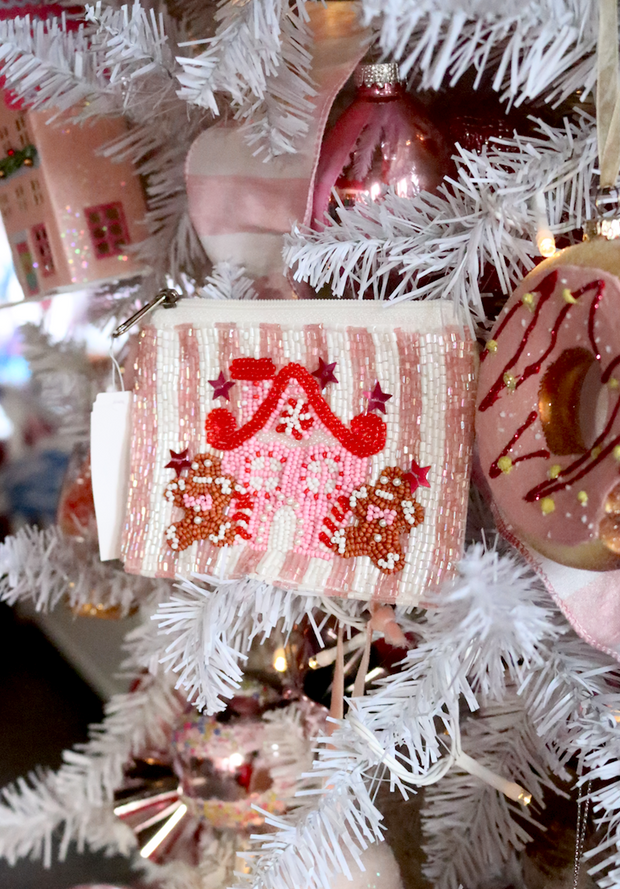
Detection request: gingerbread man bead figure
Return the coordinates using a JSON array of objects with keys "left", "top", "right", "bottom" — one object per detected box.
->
[
  {"left": 164, "top": 453, "right": 251, "bottom": 552},
  {"left": 320, "top": 466, "right": 425, "bottom": 574}
]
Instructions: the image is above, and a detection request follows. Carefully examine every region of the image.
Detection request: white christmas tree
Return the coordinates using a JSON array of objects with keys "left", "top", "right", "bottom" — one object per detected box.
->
[{"left": 1, "top": 2, "right": 620, "bottom": 889}]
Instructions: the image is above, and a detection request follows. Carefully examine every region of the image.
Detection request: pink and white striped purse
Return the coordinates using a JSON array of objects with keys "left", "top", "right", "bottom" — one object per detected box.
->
[{"left": 120, "top": 299, "right": 477, "bottom": 604}]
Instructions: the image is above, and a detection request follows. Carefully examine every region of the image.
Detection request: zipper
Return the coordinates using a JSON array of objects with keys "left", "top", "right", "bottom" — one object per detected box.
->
[
  {"left": 112, "top": 291, "right": 455, "bottom": 339},
  {"left": 111, "top": 288, "right": 181, "bottom": 338}
]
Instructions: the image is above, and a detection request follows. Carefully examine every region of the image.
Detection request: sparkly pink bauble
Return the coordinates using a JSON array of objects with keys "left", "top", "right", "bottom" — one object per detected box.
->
[
  {"left": 56, "top": 443, "right": 97, "bottom": 541},
  {"left": 312, "top": 63, "right": 451, "bottom": 226},
  {"left": 448, "top": 113, "right": 517, "bottom": 153},
  {"left": 171, "top": 694, "right": 328, "bottom": 834}
]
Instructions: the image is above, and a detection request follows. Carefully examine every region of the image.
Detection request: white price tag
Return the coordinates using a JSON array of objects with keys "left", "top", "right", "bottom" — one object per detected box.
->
[{"left": 91, "top": 390, "right": 132, "bottom": 561}]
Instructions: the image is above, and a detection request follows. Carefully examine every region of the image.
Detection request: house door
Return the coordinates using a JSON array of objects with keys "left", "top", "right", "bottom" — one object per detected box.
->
[{"left": 268, "top": 505, "right": 297, "bottom": 553}]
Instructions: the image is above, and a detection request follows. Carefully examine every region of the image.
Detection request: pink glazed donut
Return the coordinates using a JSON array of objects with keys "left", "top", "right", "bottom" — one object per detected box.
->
[{"left": 476, "top": 260, "right": 620, "bottom": 570}]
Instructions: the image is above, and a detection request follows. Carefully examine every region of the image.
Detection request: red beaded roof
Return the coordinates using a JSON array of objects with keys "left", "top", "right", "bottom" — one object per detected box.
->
[{"left": 205, "top": 362, "right": 386, "bottom": 458}]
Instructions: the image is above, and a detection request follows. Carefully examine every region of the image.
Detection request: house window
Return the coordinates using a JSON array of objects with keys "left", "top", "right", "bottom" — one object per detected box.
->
[
  {"left": 84, "top": 202, "right": 130, "bottom": 259},
  {"left": 15, "top": 184, "right": 27, "bottom": 212},
  {"left": 31, "top": 223, "right": 54, "bottom": 277},
  {"left": 0, "top": 193, "right": 12, "bottom": 220},
  {"left": 14, "top": 115, "right": 32, "bottom": 148},
  {"left": 0, "top": 125, "right": 11, "bottom": 154},
  {"left": 30, "top": 177, "right": 44, "bottom": 206},
  {"left": 15, "top": 237, "right": 39, "bottom": 295}
]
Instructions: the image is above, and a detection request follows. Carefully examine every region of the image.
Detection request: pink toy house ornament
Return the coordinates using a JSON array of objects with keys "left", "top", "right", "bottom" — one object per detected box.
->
[{"left": 0, "top": 95, "right": 147, "bottom": 298}]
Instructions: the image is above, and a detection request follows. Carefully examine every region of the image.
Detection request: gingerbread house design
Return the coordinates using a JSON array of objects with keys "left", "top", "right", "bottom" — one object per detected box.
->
[
  {"left": 165, "top": 357, "right": 391, "bottom": 563},
  {"left": 0, "top": 95, "right": 147, "bottom": 298}
]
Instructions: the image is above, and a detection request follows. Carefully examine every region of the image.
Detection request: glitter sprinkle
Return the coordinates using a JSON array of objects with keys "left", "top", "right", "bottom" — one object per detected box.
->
[
  {"left": 548, "top": 464, "right": 561, "bottom": 479},
  {"left": 562, "top": 288, "right": 577, "bottom": 304},
  {"left": 503, "top": 372, "right": 517, "bottom": 391},
  {"left": 497, "top": 455, "right": 513, "bottom": 474},
  {"left": 486, "top": 339, "right": 498, "bottom": 353},
  {"left": 577, "top": 490, "right": 588, "bottom": 505},
  {"left": 540, "top": 497, "right": 555, "bottom": 515}
]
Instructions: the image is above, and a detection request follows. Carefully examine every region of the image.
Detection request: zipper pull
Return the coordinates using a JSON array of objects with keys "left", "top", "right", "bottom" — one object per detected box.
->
[{"left": 112, "top": 288, "right": 180, "bottom": 338}]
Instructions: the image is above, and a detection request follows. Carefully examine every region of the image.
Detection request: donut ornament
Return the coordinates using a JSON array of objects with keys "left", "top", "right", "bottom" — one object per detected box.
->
[{"left": 476, "top": 233, "right": 620, "bottom": 572}]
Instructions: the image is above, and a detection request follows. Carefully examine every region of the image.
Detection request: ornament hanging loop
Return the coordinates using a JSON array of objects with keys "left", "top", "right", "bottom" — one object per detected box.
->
[
  {"left": 597, "top": 0, "right": 620, "bottom": 190},
  {"left": 585, "top": 0, "right": 620, "bottom": 242},
  {"left": 584, "top": 186, "right": 620, "bottom": 240}
]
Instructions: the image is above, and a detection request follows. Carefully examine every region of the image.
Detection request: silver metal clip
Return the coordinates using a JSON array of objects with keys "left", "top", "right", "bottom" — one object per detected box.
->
[{"left": 112, "top": 288, "right": 180, "bottom": 338}]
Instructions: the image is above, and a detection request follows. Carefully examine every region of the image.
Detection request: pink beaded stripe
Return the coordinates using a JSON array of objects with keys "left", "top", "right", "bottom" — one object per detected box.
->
[
  {"left": 260, "top": 323, "right": 285, "bottom": 369},
  {"left": 323, "top": 326, "right": 377, "bottom": 598},
  {"left": 199, "top": 323, "right": 243, "bottom": 576},
  {"left": 275, "top": 322, "right": 327, "bottom": 588},
  {"left": 373, "top": 329, "right": 422, "bottom": 603},
  {"left": 425, "top": 332, "right": 477, "bottom": 594},
  {"left": 122, "top": 326, "right": 158, "bottom": 572},
  {"left": 178, "top": 325, "right": 202, "bottom": 449}
]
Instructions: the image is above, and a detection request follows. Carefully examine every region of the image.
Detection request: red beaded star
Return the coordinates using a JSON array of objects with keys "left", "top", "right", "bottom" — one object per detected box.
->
[
  {"left": 311, "top": 358, "right": 338, "bottom": 390},
  {"left": 209, "top": 371, "right": 236, "bottom": 401},
  {"left": 165, "top": 448, "right": 192, "bottom": 477},
  {"left": 403, "top": 459, "right": 431, "bottom": 494},
  {"left": 365, "top": 381, "right": 392, "bottom": 414}
]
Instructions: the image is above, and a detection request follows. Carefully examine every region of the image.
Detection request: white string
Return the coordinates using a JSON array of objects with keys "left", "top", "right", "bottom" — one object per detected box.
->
[
  {"left": 348, "top": 714, "right": 530, "bottom": 801},
  {"left": 109, "top": 341, "right": 125, "bottom": 392}
]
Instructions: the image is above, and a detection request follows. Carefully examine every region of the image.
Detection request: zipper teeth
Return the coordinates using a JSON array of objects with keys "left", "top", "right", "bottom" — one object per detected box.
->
[
  {"left": 171, "top": 298, "right": 436, "bottom": 310},
  {"left": 178, "top": 298, "right": 333, "bottom": 306},
  {"left": 152, "top": 297, "right": 456, "bottom": 326}
]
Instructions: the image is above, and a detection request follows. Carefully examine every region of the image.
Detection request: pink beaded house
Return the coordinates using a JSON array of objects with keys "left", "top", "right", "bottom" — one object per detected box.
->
[
  {"left": 204, "top": 357, "right": 386, "bottom": 561},
  {"left": 0, "top": 95, "right": 147, "bottom": 298}
]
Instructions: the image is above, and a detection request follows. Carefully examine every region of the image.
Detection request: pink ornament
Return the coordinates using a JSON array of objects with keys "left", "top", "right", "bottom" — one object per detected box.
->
[
  {"left": 169, "top": 692, "right": 328, "bottom": 834},
  {"left": 0, "top": 98, "right": 147, "bottom": 298},
  {"left": 0, "top": 2, "right": 82, "bottom": 25},
  {"left": 312, "top": 62, "right": 451, "bottom": 226},
  {"left": 56, "top": 444, "right": 97, "bottom": 541}
]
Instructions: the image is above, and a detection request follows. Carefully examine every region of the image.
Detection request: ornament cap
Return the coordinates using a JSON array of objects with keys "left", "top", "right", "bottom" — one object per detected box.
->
[
  {"left": 584, "top": 187, "right": 620, "bottom": 241},
  {"left": 354, "top": 62, "right": 401, "bottom": 89}
]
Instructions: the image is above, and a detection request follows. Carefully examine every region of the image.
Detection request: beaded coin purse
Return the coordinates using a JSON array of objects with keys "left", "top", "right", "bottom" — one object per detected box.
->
[{"left": 119, "top": 299, "right": 477, "bottom": 604}]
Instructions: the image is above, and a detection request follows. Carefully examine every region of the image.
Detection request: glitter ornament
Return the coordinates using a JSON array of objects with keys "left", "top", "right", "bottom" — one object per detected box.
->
[
  {"left": 0, "top": 2, "right": 82, "bottom": 22},
  {"left": 0, "top": 94, "right": 147, "bottom": 299},
  {"left": 311, "top": 62, "right": 451, "bottom": 225},
  {"left": 113, "top": 671, "right": 325, "bottom": 863},
  {"left": 171, "top": 689, "right": 327, "bottom": 833},
  {"left": 56, "top": 443, "right": 97, "bottom": 541},
  {"left": 449, "top": 111, "right": 518, "bottom": 154}
]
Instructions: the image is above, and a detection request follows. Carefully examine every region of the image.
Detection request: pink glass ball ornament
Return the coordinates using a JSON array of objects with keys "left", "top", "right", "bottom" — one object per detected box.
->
[{"left": 312, "top": 62, "right": 451, "bottom": 226}]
